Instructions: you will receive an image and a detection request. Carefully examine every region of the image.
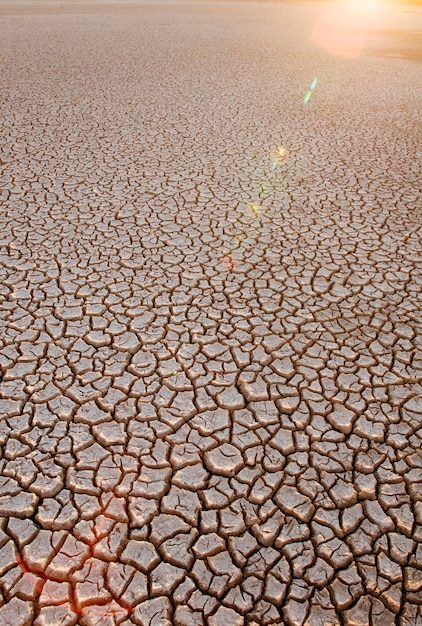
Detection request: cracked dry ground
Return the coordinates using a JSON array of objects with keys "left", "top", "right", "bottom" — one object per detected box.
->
[{"left": 0, "top": 1, "right": 421, "bottom": 625}]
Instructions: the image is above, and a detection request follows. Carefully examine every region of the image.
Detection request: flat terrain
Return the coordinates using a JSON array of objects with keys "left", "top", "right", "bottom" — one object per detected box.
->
[{"left": 0, "top": 1, "right": 421, "bottom": 624}]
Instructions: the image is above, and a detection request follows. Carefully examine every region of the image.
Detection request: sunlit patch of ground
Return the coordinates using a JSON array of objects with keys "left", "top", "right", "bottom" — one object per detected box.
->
[{"left": 366, "top": 29, "right": 422, "bottom": 61}]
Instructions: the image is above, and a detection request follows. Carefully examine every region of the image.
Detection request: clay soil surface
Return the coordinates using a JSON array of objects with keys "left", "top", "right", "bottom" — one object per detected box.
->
[{"left": 0, "top": 1, "right": 421, "bottom": 625}]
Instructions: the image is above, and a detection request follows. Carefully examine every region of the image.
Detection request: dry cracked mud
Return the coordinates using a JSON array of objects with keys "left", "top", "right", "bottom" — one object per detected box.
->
[{"left": 0, "top": 1, "right": 421, "bottom": 625}]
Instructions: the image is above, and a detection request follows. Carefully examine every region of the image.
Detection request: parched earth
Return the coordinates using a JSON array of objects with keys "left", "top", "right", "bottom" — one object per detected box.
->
[{"left": 0, "top": 1, "right": 421, "bottom": 625}]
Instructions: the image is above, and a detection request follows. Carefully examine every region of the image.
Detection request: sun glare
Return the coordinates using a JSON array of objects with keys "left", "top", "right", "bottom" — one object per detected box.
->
[{"left": 311, "top": 0, "right": 379, "bottom": 59}]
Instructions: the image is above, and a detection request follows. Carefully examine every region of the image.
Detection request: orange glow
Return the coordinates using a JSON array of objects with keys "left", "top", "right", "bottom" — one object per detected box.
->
[
  {"left": 15, "top": 496, "right": 133, "bottom": 619},
  {"left": 311, "top": 1, "right": 379, "bottom": 59},
  {"left": 221, "top": 254, "right": 235, "bottom": 271}
]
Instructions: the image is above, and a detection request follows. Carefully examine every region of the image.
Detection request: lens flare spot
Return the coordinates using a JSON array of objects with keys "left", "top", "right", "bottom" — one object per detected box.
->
[
  {"left": 221, "top": 255, "right": 235, "bottom": 271},
  {"left": 304, "top": 90, "right": 312, "bottom": 104},
  {"left": 271, "top": 146, "right": 287, "bottom": 167},
  {"left": 258, "top": 181, "right": 272, "bottom": 195}
]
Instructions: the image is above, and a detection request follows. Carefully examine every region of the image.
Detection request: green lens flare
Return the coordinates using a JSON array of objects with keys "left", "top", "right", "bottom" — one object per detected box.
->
[{"left": 304, "top": 91, "right": 312, "bottom": 104}]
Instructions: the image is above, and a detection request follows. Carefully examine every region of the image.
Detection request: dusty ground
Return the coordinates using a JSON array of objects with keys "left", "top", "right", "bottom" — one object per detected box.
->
[{"left": 0, "top": 1, "right": 421, "bottom": 625}]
